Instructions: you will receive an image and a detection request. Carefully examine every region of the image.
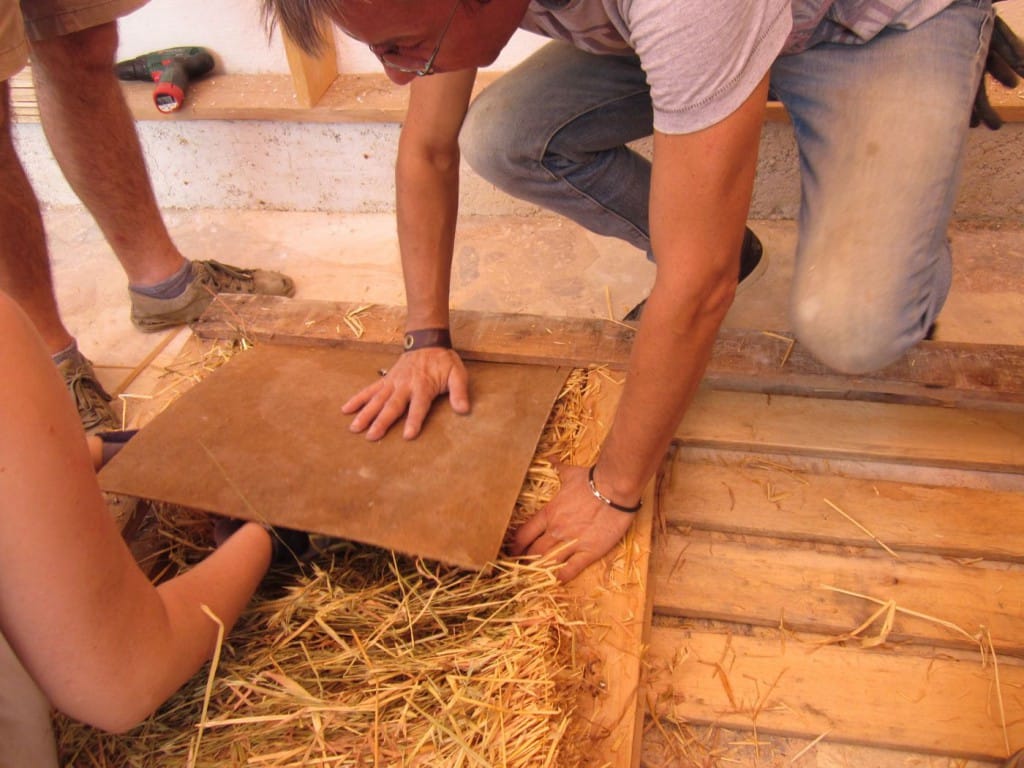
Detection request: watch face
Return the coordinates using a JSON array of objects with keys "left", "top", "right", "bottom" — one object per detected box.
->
[{"left": 404, "top": 333, "right": 414, "bottom": 350}]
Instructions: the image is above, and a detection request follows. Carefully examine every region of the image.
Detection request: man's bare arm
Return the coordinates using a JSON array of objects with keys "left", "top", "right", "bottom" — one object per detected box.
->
[
  {"left": 343, "top": 69, "right": 478, "bottom": 440},
  {"left": 511, "top": 75, "right": 770, "bottom": 581}
]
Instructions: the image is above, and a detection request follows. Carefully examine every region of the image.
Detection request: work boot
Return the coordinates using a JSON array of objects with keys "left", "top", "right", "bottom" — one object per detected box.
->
[
  {"left": 57, "top": 348, "right": 119, "bottom": 434},
  {"left": 623, "top": 227, "right": 766, "bottom": 322},
  {"left": 129, "top": 259, "right": 295, "bottom": 332}
]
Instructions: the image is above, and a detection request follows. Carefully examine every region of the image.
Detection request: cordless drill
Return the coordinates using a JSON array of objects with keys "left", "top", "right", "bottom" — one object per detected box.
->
[{"left": 115, "top": 46, "right": 215, "bottom": 113}]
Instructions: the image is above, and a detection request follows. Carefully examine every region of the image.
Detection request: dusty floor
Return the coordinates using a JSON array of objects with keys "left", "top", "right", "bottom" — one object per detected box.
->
[{"left": 47, "top": 205, "right": 1024, "bottom": 766}]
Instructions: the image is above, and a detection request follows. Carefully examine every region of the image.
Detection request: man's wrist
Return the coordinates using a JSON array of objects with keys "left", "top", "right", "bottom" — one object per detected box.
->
[
  {"left": 403, "top": 327, "right": 452, "bottom": 352},
  {"left": 587, "top": 465, "right": 643, "bottom": 513}
]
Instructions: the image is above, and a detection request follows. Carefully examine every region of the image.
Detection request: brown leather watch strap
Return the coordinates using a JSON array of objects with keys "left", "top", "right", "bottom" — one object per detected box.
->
[{"left": 403, "top": 327, "right": 452, "bottom": 352}]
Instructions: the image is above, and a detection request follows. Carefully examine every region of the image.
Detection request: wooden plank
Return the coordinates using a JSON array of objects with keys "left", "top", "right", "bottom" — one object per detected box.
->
[
  {"left": 282, "top": 28, "right": 338, "bottom": 107},
  {"left": 564, "top": 376, "right": 655, "bottom": 768},
  {"left": 708, "top": 328, "right": 1024, "bottom": 410},
  {"left": 662, "top": 455, "right": 1024, "bottom": 561},
  {"left": 193, "top": 295, "right": 1024, "bottom": 411},
  {"left": 646, "top": 627, "right": 1024, "bottom": 760},
  {"left": 10, "top": 66, "right": 39, "bottom": 122},
  {"left": 676, "top": 389, "right": 1024, "bottom": 473},
  {"left": 988, "top": 79, "right": 1024, "bottom": 122},
  {"left": 651, "top": 528, "right": 1024, "bottom": 655},
  {"left": 572, "top": 485, "right": 655, "bottom": 768}
]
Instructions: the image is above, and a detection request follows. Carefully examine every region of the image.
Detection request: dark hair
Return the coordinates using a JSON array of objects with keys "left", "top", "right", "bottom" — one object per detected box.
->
[{"left": 260, "top": 0, "right": 339, "bottom": 56}]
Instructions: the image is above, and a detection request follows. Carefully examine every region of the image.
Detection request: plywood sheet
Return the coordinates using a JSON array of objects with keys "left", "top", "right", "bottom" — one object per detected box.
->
[{"left": 100, "top": 344, "right": 568, "bottom": 569}]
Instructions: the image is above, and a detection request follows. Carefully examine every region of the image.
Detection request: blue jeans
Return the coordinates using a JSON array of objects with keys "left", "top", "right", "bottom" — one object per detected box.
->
[{"left": 460, "top": 0, "right": 993, "bottom": 373}]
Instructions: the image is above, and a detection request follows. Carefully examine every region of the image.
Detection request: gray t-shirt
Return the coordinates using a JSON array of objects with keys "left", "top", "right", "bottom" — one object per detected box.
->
[{"left": 520, "top": 0, "right": 954, "bottom": 134}]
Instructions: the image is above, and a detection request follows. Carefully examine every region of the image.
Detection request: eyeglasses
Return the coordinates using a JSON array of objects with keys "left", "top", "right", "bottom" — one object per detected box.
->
[{"left": 371, "top": 0, "right": 461, "bottom": 77}]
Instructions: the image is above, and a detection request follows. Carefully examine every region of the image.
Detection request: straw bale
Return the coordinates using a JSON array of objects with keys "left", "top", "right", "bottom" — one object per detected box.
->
[{"left": 58, "top": 368, "right": 606, "bottom": 767}]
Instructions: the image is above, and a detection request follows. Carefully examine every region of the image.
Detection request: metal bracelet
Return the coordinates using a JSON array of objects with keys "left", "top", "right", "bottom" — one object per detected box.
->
[{"left": 587, "top": 465, "right": 642, "bottom": 513}]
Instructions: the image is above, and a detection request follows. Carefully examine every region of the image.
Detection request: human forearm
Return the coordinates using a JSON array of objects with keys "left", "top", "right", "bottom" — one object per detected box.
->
[
  {"left": 395, "top": 140, "right": 459, "bottom": 329},
  {"left": 396, "top": 71, "right": 475, "bottom": 330},
  {"left": 593, "top": 80, "right": 768, "bottom": 504},
  {"left": 595, "top": 278, "right": 733, "bottom": 504},
  {"left": 48, "top": 523, "right": 271, "bottom": 733}
]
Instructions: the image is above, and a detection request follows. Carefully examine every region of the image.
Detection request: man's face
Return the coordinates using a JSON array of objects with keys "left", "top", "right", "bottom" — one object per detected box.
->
[{"left": 331, "top": 0, "right": 530, "bottom": 84}]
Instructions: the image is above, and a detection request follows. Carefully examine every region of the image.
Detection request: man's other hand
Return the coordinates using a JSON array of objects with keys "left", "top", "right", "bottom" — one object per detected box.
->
[{"left": 508, "top": 464, "right": 636, "bottom": 583}]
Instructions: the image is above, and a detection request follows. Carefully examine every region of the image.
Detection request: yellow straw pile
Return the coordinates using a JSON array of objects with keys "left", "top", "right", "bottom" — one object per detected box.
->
[{"left": 58, "top": 368, "right": 605, "bottom": 767}]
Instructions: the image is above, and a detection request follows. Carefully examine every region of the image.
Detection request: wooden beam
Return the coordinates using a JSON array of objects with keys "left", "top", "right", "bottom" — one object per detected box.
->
[
  {"left": 565, "top": 375, "right": 656, "bottom": 768},
  {"left": 192, "top": 295, "right": 1024, "bottom": 411},
  {"left": 17, "top": 70, "right": 1023, "bottom": 125}
]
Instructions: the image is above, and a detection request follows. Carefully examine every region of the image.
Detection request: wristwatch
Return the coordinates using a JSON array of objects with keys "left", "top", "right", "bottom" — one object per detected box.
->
[{"left": 403, "top": 327, "right": 452, "bottom": 352}]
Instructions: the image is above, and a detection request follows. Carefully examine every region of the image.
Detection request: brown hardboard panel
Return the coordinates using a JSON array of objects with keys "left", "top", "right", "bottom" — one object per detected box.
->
[{"left": 99, "top": 344, "right": 568, "bottom": 569}]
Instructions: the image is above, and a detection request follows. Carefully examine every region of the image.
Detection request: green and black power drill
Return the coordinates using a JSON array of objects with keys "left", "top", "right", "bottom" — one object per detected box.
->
[{"left": 115, "top": 46, "right": 215, "bottom": 113}]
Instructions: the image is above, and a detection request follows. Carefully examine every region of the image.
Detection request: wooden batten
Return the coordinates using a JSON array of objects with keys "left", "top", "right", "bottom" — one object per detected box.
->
[{"left": 282, "top": 26, "right": 338, "bottom": 108}]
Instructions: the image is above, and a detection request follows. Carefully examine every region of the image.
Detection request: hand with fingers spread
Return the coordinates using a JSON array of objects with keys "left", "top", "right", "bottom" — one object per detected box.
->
[
  {"left": 508, "top": 463, "right": 639, "bottom": 583},
  {"left": 342, "top": 336, "right": 470, "bottom": 441}
]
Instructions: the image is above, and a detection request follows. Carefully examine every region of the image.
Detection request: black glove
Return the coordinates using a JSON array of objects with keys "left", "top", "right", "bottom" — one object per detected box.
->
[
  {"left": 972, "top": 11, "right": 1024, "bottom": 130},
  {"left": 214, "top": 516, "right": 311, "bottom": 566}
]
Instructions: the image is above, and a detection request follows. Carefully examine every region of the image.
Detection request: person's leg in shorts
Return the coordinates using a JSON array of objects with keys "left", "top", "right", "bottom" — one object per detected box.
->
[
  {"left": 771, "top": 0, "right": 993, "bottom": 373},
  {"left": 2, "top": 0, "right": 294, "bottom": 432}
]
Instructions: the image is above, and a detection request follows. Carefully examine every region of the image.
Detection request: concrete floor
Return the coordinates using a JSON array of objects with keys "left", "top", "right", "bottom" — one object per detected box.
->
[
  {"left": 47, "top": 205, "right": 1024, "bottom": 766},
  {"left": 47, "top": 207, "right": 1024, "bottom": 424}
]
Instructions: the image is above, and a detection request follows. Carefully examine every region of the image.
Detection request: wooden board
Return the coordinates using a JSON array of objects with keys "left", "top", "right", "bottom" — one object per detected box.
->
[
  {"left": 661, "top": 456, "right": 1024, "bottom": 561},
  {"left": 651, "top": 529, "right": 1024, "bottom": 655},
  {"left": 677, "top": 389, "right": 1024, "bottom": 472},
  {"left": 100, "top": 343, "right": 568, "bottom": 569},
  {"left": 192, "top": 295, "right": 1024, "bottom": 411},
  {"left": 646, "top": 627, "right": 1024, "bottom": 760},
  {"left": 564, "top": 376, "right": 656, "bottom": 768}
]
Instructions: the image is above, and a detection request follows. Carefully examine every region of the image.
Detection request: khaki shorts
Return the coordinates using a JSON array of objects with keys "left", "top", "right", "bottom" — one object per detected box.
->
[{"left": 1, "top": 0, "right": 147, "bottom": 81}]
